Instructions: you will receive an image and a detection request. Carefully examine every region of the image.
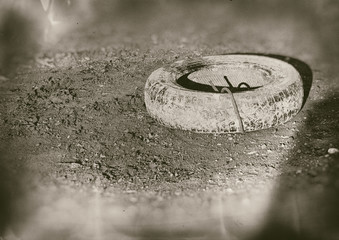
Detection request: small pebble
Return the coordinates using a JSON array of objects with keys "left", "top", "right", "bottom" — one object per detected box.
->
[
  {"left": 248, "top": 170, "right": 259, "bottom": 175},
  {"left": 261, "top": 143, "right": 267, "bottom": 149},
  {"left": 85, "top": 173, "right": 94, "bottom": 181},
  {"left": 92, "top": 162, "right": 100, "bottom": 169},
  {"left": 308, "top": 170, "right": 317, "bottom": 177},
  {"left": 225, "top": 188, "right": 233, "bottom": 194},
  {"left": 70, "top": 163, "right": 82, "bottom": 169},
  {"left": 247, "top": 151, "right": 257, "bottom": 155},
  {"left": 328, "top": 148, "right": 339, "bottom": 155}
]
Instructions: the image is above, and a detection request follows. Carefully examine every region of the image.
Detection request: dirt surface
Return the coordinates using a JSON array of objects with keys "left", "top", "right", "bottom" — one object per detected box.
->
[{"left": 0, "top": 1, "right": 339, "bottom": 239}]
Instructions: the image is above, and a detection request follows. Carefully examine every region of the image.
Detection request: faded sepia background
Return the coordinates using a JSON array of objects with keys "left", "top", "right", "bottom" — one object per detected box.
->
[{"left": 0, "top": 0, "right": 338, "bottom": 239}]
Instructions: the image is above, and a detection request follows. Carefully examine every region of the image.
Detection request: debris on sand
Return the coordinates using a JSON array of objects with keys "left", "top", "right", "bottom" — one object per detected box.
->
[{"left": 328, "top": 148, "right": 339, "bottom": 155}]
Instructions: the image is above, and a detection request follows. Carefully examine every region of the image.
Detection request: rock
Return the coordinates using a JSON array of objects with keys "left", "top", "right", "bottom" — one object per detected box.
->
[
  {"left": 92, "top": 162, "right": 100, "bottom": 169},
  {"left": 328, "top": 148, "right": 339, "bottom": 155},
  {"left": 70, "top": 163, "right": 82, "bottom": 169},
  {"left": 247, "top": 151, "right": 257, "bottom": 155},
  {"left": 84, "top": 173, "right": 94, "bottom": 182},
  {"left": 149, "top": 162, "right": 157, "bottom": 171},
  {"left": 307, "top": 170, "right": 317, "bottom": 177},
  {"left": 128, "top": 168, "right": 136, "bottom": 176},
  {"left": 174, "top": 191, "right": 181, "bottom": 196},
  {"left": 225, "top": 188, "right": 233, "bottom": 194},
  {"left": 248, "top": 170, "right": 259, "bottom": 175},
  {"left": 279, "top": 142, "right": 286, "bottom": 148}
]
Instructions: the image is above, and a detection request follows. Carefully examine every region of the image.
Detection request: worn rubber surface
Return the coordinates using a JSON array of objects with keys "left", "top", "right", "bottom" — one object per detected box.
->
[{"left": 144, "top": 55, "right": 304, "bottom": 133}]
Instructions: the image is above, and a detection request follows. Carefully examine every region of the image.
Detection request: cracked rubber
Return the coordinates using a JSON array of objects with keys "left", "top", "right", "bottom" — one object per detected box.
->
[{"left": 144, "top": 55, "right": 304, "bottom": 133}]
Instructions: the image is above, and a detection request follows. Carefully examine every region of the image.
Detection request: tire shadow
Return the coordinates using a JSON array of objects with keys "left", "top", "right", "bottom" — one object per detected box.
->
[{"left": 248, "top": 91, "right": 339, "bottom": 240}]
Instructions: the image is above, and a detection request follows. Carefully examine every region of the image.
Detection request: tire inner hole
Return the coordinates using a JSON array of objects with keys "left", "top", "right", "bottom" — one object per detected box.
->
[{"left": 176, "top": 66, "right": 270, "bottom": 93}]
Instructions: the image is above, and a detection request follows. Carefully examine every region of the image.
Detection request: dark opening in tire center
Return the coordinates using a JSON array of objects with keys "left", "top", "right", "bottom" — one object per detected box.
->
[{"left": 176, "top": 63, "right": 273, "bottom": 93}]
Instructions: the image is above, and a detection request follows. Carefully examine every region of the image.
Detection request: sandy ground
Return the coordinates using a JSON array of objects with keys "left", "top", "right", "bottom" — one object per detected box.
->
[{"left": 0, "top": 0, "right": 338, "bottom": 239}]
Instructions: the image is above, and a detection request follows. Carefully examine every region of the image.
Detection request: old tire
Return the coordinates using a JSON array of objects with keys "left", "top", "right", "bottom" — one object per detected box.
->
[{"left": 144, "top": 55, "right": 304, "bottom": 133}]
